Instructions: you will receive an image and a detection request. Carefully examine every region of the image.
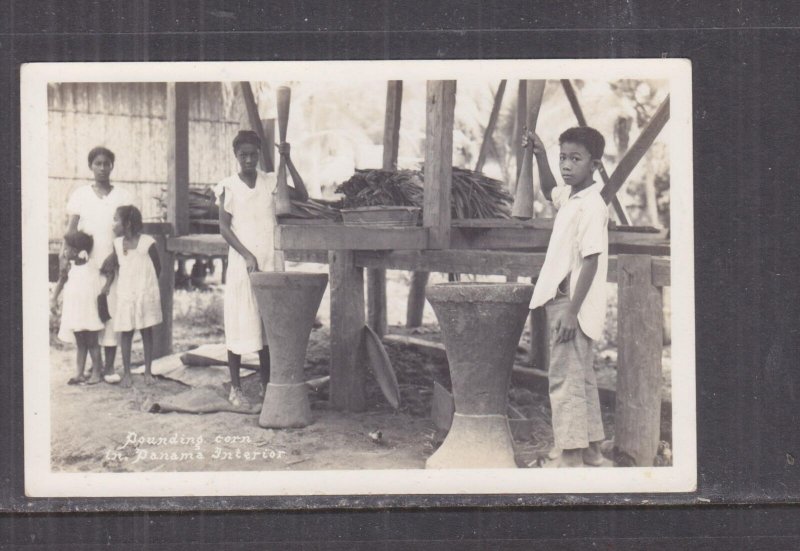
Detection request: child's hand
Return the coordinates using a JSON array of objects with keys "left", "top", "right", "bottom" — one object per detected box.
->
[
  {"left": 245, "top": 252, "right": 259, "bottom": 273},
  {"left": 554, "top": 310, "right": 579, "bottom": 343},
  {"left": 277, "top": 142, "right": 291, "bottom": 157},
  {"left": 522, "top": 130, "right": 546, "bottom": 156}
]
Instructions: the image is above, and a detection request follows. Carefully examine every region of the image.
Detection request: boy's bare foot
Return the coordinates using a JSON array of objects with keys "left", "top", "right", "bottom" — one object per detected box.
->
[
  {"left": 143, "top": 374, "right": 157, "bottom": 385},
  {"left": 120, "top": 374, "right": 133, "bottom": 388},
  {"left": 583, "top": 442, "right": 604, "bottom": 466},
  {"left": 558, "top": 449, "right": 584, "bottom": 468},
  {"left": 86, "top": 373, "right": 102, "bottom": 385},
  {"left": 228, "top": 386, "right": 248, "bottom": 408},
  {"left": 67, "top": 375, "right": 86, "bottom": 385}
]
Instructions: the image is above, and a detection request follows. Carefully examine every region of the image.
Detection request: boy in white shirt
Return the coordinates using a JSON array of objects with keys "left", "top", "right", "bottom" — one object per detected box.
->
[{"left": 525, "top": 127, "right": 609, "bottom": 467}]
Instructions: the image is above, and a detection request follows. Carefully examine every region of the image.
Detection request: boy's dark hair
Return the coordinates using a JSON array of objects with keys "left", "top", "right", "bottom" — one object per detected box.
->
[
  {"left": 63, "top": 230, "right": 93, "bottom": 254},
  {"left": 232, "top": 130, "right": 261, "bottom": 153},
  {"left": 559, "top": 127, "right": 605, "bottom": 160},
  {"left": 88, "top": 146, "right": 115, "bottom": 166},
  {"left": 116, "top": 205, "right": 143, "bottom": 235}
]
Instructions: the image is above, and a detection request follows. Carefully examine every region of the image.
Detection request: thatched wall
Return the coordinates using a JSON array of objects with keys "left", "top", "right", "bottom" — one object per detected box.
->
[{"left": 48, "top": 82, "right": 241, "bottom": 241}]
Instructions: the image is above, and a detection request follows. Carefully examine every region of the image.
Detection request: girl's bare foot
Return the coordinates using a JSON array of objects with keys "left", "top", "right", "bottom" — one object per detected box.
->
[
  {"left": 228, "top": 386, "right": 248, "bottom": 408},
  {"left": 582, "top": 442, "right": 605, "bottom": 466},
  {"left": 120, "top": 374, "right": 133, "bottom": 388},
  {"left": 143, "top": 374, "right": 157, "bottom": 385},
  {"left": 86, "top": 373, "right": 102, "bottom": 385},
  {"left": 67, "top": 375, "right": 86, "bottom": 385},
  {"left": 558, "top": 449, "right": 584, "bottom": 468}
]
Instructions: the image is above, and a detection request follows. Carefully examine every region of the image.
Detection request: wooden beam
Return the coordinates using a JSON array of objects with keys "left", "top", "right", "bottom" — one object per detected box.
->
[
  {"left": 511, "top": 80, "right": 547, "bottom": 219},
  {"left": 449, "top": 225, "right": 667, "bottom": 252},
  {"left": 560, "top": 79, "right": 629, "bottom": 224},
  {"left": 261, "top": 118, "right": 275, "bottom": 172},
  {"left": 601, "top": 95, "right": 671, "bottom": 205},
  {"left": 166, "top": 83, "right": 190, "bottom": 236},
  {"left": 329, "top": 250, "right": 366, "bottom": 412},
  {"left": 513, "top": 80, "right": 527, "bottom": 187},
  {"left": 614, "top": 254, "right": 664, "bottom": 466},
  {"left": 144, "top": 223, "right": 174, "bottom": 359},
  {"left": 275, "top": 224, "right": 428, "bottom": 251},
  {"left": 424, "top": 81, "right": 456, "bottom": 249},
  {"left": 239, "top": 82, "right": 273, "bottom": 173},
  {"left": 382, "top": 81, "right": 403, "bottom": 171},
  {"left": 368, "top": 81, "right": 404, "bottom": 337},
  {"left": 406, "top": 271, "right": 429, "bottom": 328},
  {"left": 355, "top": 250, "right": 670, "bottom": 287},
  {"left": 475, "top": 80, "right": 506, "bottom": 173}
]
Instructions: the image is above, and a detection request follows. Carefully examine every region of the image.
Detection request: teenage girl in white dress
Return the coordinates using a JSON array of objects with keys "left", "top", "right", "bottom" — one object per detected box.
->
[{"left": 215, "top": 130, "right": 308, "bottom": 407}]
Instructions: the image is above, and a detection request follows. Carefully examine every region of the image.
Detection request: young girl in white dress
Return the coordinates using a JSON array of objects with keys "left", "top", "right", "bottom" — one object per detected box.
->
[
  {"left": 215, "top": 130, "right": 308, "bottom": 407},
  {"left": 51, "top": 231, "right": 106, "bottom": 385},
  {"left": 102, "top": 205, "right": 163, "bottom": 388}
]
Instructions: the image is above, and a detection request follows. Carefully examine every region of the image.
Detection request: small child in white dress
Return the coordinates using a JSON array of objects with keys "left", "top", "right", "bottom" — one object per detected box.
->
[
  {"left": 215, "top": 130, "right": 309, "bottom": 407},
  {"left": 51, "top": 230, "right": 106, "bottom": 385},
  {"left": 101, "top": 205, "right": 162, "bottom": 388}
]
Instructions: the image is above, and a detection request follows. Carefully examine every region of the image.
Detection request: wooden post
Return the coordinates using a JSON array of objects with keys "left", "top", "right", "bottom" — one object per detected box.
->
[
  {"left": 615, "top": 254, "right": 663, "bottom": 466},
  {"left": 475, "top": 80, "right": 506, "bottom": 173},
  {"left": 424, "top": 80, "right": 456, "bottom": 250},
  {"left": 261, "top": 118, "right": 275, "bottom": 173},
  {"left": 239, "top": 82, "right": 274, "bottom": 173},
  {"left": 510, "top": 80, "right": 527, "bottom": 195},
  {"left": 526, "top": 276, "right": 549, "bottom": 370},
  {"left": 406, "top": 271, "right": 429, "bottom": 328},
  {"left": 329, "top": 250, "right": 366, "bottom": 412},
  {"left": 166, "top": 83, "right": 190, "bottom": 237},
  {"left": 367, "top": 81, "right": 402, "bottom": 337},
  {"left": 144, "top": 222, "right": 174, "bottom": 359}
]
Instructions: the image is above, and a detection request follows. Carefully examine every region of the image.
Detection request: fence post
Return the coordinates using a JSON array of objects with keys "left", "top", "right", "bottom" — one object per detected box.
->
[{"left": 615, "top": 254, "right": 663, "bottom": 466}]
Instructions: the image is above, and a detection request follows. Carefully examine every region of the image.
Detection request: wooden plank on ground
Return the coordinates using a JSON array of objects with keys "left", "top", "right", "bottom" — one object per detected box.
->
[
  {"left": 329, "top": 250, "right": 366, "bottom": 412},
  {"left": 614, "top": 254, "right": 664, "bottom": 467},
  {"left": 275, "top": 224, "right": 428, "bottom": 251},
  {"left": 424, "top": 80, "right": 457, "bottom": 249},
  {"left": 166, "top": 83, "right": 190, "bottom": 236}
]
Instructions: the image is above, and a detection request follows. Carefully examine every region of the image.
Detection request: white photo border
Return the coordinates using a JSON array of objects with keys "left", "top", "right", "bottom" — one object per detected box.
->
[{"left": 22, "top": 59, "right": 695, "bottom": 498}]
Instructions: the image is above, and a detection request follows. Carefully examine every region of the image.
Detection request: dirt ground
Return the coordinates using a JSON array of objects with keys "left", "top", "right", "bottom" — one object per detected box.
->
[{"left": 48, "top": 265, "right": 670, "bottom": 473}]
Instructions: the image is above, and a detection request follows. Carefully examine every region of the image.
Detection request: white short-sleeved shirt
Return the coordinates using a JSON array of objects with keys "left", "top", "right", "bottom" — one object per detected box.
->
[
  {"left": 529, "top": 182, "right": 609, "bottom": 340},
  {"left": 66, "top": 184, "right": 135, "bottom": 267}
]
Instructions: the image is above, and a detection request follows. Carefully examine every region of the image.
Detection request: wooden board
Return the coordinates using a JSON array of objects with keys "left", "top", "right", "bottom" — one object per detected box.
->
[
  {"left": 424, "top": 81, "right": 457, "bottom": 249},
  {"left": 329, "top": 250, "right": 366, "bottom": 412},
  {"left": 362, "top": 325, "right": 401, "bottom": 410},
  {"left": 614, "top": 254, "right": 664, "bottom": 466},
  {"left": 276, "top": 224, "right": 429, "bottom": 251}
]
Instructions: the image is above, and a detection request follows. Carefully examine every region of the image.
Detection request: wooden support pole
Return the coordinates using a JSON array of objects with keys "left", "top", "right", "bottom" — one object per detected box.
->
[
  {"left": 406, "top": 271, "right": 429, "bottom": 328},
  {"left": 239, "top": 82, "right": 274, "bottom": 172},
  {"left": 166, "top": 83, "right": 190, "bottom": 237},
  {"left": 368, "top": 81, "right": 403, "bottom": 337},
  {"left": 601, "top": 95, "right": 671, "bottom": 205},
  {"left": 145, "top": 223, "right": 174, "bottom": 359},
  {"left": 512, "top": 80, "right": 546, "bottom": 219},
  {"left": 615, "top": 254, "right": 664, "bottom": 466},
  {"left": 424, "top": 80, "right": 456, "bottom": 250},
  {"left": 526, "top": 278, "right": 549, "bottom": 370},
  {"left": 475, "top": 80, "right": 506, "bottom": 173},
  {"left": 560, "top": 79, "right": 630, "bottom": 225},
  {"left": 329, "top": 250, "right": 366, "bottom": 412},
  {"left": 261, "top": 118, "right": 275, "bottom": 173}
]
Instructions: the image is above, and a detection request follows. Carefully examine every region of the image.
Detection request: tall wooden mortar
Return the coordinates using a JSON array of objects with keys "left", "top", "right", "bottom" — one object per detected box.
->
[
  {"left": 425, "top": 282, "right": 534, "bottom": 468},
  {"left": 251, "top": 272, "right": 328, "bottom": 428}
]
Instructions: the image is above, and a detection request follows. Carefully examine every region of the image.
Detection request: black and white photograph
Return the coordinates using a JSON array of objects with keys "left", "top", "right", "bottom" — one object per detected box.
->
[{"left": 22, "top": 59, "right": 694, "bottom": 497}]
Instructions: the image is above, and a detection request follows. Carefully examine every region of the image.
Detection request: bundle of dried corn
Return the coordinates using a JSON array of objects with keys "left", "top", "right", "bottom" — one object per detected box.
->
[{"left": 335, "top": 168, "right": 511, "bottom": 219}]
